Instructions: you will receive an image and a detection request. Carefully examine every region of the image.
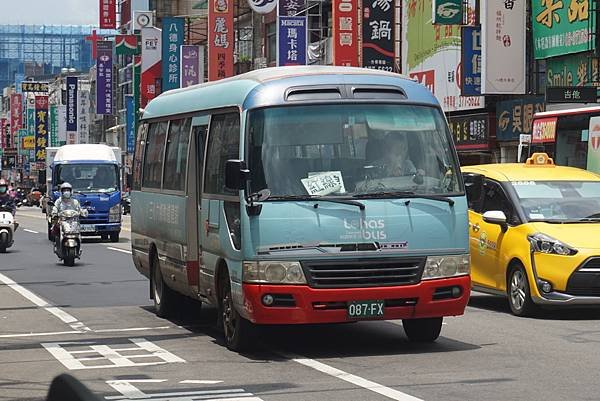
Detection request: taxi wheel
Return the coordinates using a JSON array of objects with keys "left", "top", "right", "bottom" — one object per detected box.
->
[{"left": 508, "top": 265, "right": 538, "bottom": 317}]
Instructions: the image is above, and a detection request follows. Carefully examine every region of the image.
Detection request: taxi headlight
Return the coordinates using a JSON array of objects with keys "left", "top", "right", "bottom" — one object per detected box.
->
[
  {"left": 422, "top": 254, "right": 470, "bottom": 280},
  {"left": 528, "top": 233, "right": 577, "bottom": 256},
  {"left": 243, "top": 261, "right": 307, "bottom": 284}
]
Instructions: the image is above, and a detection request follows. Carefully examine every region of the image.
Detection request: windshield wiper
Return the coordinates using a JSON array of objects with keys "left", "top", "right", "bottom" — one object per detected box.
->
[
  {"left": 353, "top": 191, "right": 455, "bottom": 206},
  {"left": 268, "top": 195, "right": 365, "bottom": 210}
]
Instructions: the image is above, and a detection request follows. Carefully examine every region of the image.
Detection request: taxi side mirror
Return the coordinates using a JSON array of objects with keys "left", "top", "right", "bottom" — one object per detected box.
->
[{"left": 483, "top": 210, "right": 508, "bottom": 232}]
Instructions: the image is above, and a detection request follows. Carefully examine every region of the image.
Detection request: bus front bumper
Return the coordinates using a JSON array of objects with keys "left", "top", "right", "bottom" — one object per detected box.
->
[{"left": 241, "top": 275, "right": 470, "bottom": 325}]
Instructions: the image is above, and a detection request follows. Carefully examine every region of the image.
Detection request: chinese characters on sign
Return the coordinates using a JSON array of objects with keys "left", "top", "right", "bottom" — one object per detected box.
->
[
  {"left": 532, "top": 117, "right": 557, "bottom": 143},
  {"left": 532, "top": 0, "right": 594, "bottom": 58},
  {"left": 99, "top": 0, "right": 116, "bottom": 29},
  {"left": 162, "top": 17, "right": 184, "bottom": 91},
  {"left": 181, "top": 45, "right": 204, "bottom": 87},
  {"left": 34, "top": 96, "right": 49, "bottom": 162},
  {"left": 461, "top": 26, "right": 481, "bottom": 95},
  {"left": 79, "top": 91, "right": 90, "bottom": 144},
  {"left": 20, "top": 82, "right": 49, "bottom": 93},
  {"left": 0, "top": 118, "right": 6, "bottom": 150},
  {"left": 126, "top": 95, "right": 135, "bottom": 154},
  {"left": 278, "top": 17, "right": 307, "bottom": 66},
  {"left": 496, "top": 97, "right": 545, "bottom": 141},
  {"left": 546, "top": 85, "right": 596, "bottom": 103},
  {"left": 362, "top": 0, "right": 395, "bottom": 71},
  {"left": 10, "top": 93, "right": 23, "bottom": 149},
  {"left": 141, "top": 28, "right": 162, "bottom": 108},
  {"left": 447, "top": 113, "right": 489, "bottom": 150},
  {"left": 209, "top": 0, "right": 234, "bottom": 81},
  {"left": 333, "top": 0, "right": 358, "bottom": 66},
  {"left": 96, "top": 41, "right": 113, "bottom": 115},
  {"left": 49, "top": 105, "right": 59, "bottom": 147}
]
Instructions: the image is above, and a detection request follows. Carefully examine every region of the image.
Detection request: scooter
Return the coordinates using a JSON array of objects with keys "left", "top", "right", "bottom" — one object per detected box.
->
[
  {"left": 53, "top": 208, "right": 88, "bottom": 266},
  {"left": 0, "top": 204, "right": 16, "bottom": 253}
]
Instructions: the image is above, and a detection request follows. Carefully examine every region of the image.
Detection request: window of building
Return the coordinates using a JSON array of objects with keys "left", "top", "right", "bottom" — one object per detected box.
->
[
  {"left": 142, "top": 121, "right": 168, "bottom": 189},
  {"left": 204, "top": 113, "right": 240, "bottom": 195},
  {"left": 266, "top": 23, "right": 276, "bottom": 64},
  {"left": 163, "top": 118, "right": 191, "bottom": 191}
]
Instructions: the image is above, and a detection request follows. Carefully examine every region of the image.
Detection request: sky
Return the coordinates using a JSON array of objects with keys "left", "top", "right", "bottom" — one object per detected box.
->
[{"left": 0, "top": 0, "right": 99, "bottom": 26}]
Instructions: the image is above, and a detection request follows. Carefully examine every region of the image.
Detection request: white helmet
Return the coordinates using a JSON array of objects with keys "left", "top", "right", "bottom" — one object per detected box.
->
[{"left": 60, "top": 182, "right": 73, "bottom": 199}]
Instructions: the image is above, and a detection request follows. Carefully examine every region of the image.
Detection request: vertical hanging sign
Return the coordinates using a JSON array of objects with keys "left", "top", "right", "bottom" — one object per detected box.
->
[
  {"left": 66, "top": 76, "right": 78, "bottom": 144},
  {"left": 100, "top": 0, "right": 117, "bottom": 29},
  {"left": 49, "top": 104, "right": 59, "bottom": 147},
  {"left": 277, "top": 0, "right": 307, "bottom": 66},
  {"left": 125, "top": 95, "right": 135, "bottom": 153},
  {"left": 362, "top": 0, "right": 394, "bottom": 71},
  {"left": 141, "top": 27, "right": 162, "bottom": 107},
  {"left": 10, "top": 93, "right": 23, "bottom": 148},
  {"left": 208, "top": 0, "right": 234, "bottom": 81},
  {"left": 133, "top": 55, "right": 142, "bottom": 142},
  {"left": 181, "top": 45, "right": 204, "bottom": 87},
  {"left": 96, "top": 41, "right": 113, "bottom": 115},
  {"left": 0, "top": 118, "right": 6, "bottom": 150},
  {"left": 34, "top": 96, "right": 49, "bottom": 163},
  {"left": 332, "top": 0, "right": 358, "bottom": 66},
  {"left": 79, "top": 91, "right": 90, "bottom": 144},
  {"left": 461, "top": 26, "right": 482, "bottom": 96},
  {"left": 162, "top": 17, "right": 185, "bottom": 92}
]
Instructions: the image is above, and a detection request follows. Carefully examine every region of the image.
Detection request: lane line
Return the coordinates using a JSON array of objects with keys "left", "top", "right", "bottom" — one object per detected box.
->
[
  {"left": 23, "top": 229, "right": 39, "bottom": 234},
  {"left": 0, "top": 272, "right": 91, "bottom": 332},
  {"left": 0, "top": 330, "right": 81, "bottom": 339},
  {"left": 107, "top": 246, "right": 132, "bottom": 254},
  {"left": 94, "top": 326, "right": 171, "bottom": 333},
  {"left": 179, "top": 380, "right": 224, "bottom": 385},
  {"left": 290, "top": 355, "right": 423, "bottom": 401}
]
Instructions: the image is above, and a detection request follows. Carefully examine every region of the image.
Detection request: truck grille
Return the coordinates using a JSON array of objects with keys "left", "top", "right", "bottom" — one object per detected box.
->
[
  {"left": 301, "top": 257, "right": 425, "bottom": 288},
  {"left": 565, "top": 258, "right": 600, "bottom": 296}
]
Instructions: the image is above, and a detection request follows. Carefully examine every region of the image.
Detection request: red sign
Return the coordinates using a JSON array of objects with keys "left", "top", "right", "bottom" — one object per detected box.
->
[
  {"left": 332, "top": 0, "right": 358, "bottom": 66},
  {"left": 99, "top": 0, "right": 116, "bottom": 29},
  {"left": 208, "top": 0, "right": 234, "bottom": 81},
  {"left": 409, "top": 70, "right": 435, "bottom": 93},
  {"left": 0, "top": 118, "right": 6, "bottom": 149},
  {"left": 10, "top": 93, "right": 22, "bottom": 149},
  {"left": 532, "top": 117, "right": 557, "bottom": 144}
]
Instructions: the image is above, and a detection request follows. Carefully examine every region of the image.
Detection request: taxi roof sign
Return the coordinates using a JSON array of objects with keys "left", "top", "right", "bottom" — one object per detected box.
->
[{"left": 525, "top": 152, "right": 555, "bottom": 167}]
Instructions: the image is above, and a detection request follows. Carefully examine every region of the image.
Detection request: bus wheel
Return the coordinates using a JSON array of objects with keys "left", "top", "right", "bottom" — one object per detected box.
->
[
  {"left": 219, "top": 269, "right": 254, "bottom": 352},
  {"left": 152, "top": 253, "right": 176, "bottom": 318},
  {"left": 402, "top": 317, "right": 443, "bottom": 342}
]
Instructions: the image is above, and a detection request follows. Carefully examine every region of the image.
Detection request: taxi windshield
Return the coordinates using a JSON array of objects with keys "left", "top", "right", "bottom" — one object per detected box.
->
[{"left": 512, "top": 180, "right": 600, "bottom": 222}]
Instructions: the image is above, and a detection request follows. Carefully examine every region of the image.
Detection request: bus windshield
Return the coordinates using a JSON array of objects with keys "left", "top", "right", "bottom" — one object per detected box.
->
[
  {"left": 56, "top": 163, "right": 119, "bottom": 193},
  {"left": 248, "top": 104, "right": 461, "bottom": 198}
]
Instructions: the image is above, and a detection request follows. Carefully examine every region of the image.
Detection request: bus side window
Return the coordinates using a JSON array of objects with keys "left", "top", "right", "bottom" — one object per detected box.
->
[
  {"left": 142, "top": 121, "right": 168, "bottom": 189},
  {"left": 194, "top": 124, "right": 208, "bottom": 197},
  {"left": 163, "top": 118, "right": 191, "bottom": 192},
  {"left": 204, "top": 113, "right": 240, "bottom": 195},
  {"left": 132, "top": 123, "right": 148, "bottom": 191}
]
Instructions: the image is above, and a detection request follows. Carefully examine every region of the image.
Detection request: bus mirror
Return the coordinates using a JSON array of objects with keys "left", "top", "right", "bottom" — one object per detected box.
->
[{"left": 225, "top": 160, "right": 249, "bottom": 191}]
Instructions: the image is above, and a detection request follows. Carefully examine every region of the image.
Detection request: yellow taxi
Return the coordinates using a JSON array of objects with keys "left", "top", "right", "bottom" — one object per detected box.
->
[{"left": 462, "top": 153, "right": 600, "bottom": 316}]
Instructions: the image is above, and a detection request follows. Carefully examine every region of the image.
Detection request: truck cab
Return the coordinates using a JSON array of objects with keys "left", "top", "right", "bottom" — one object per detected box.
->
[{"left": 48, "top": 144, "right": 122, "bottom": 242}]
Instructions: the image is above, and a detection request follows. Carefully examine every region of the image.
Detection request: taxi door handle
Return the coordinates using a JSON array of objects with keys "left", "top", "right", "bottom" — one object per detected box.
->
[{"left": 470, "top": 223, "right": 480, "bottom": 233}]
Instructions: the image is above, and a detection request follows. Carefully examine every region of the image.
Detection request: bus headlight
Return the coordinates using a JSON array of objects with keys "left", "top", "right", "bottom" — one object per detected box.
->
[
  {"left": 243, "top": 261, "right": 307, "bottom": 284},
  {"left": 109, "top": 204, "right": 121, "bottom": 222},
  {"left": 422, "top": 254, "right": 470, "bottom": 280}
]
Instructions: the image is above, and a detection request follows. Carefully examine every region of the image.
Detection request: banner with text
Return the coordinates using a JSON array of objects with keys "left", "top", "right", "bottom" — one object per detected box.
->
[
  {"left": 96, "top": 41, "right": 113, "bottom": 115},
  {"left": 141, "top": 27, "right": 162, "bottom": 108},
  {"left": 100, "top": 0, "right": 116, "bottom": 29},
  {"left": 10, "top": 93, "right": 23, "bottom": 149},
  {"left": 208, "top": 0, "right": 234, "bottom": 81},
  {"left": 181, "top": 45, "right": 204, "bottom": 87},
  {"left": 332, "top": 0, "right": 358, "bottom": 66},
  {"left": 362, "top": 0, "right": 394, "bottom": 71},
  {"left": 79, "top": 91, "right": 90, "bottom": 144},
  {"left": 66, "top": 76, "right": 78, "bottom": 133},
  {"left": 34, "top": 96, "right": 49, "bottom": 162},
  {"left": 461, "top": 26, "right": 481, "bottom": 96},
  {"left": 162, "top": 17, "right": 184, "bottom": 92},
  {"left": 278, "top": 17, "right": 307, "bottom": 66}
]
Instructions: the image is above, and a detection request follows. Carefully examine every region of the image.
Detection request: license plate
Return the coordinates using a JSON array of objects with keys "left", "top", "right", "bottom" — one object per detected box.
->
[
  {"left": 347, "top": 300, "right": 385, "bottom": 319},
  {"left": 80, "top": 224, "right": 95, "bottom": 232}
]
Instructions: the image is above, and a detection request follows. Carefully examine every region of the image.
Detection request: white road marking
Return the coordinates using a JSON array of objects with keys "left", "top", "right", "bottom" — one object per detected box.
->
[
  {"left": 106, "top": 380, "right": 167, "bottom": 399},
  {"left": 0, "top": 330, "right": 81, "bottom": 339},
  {"left": 94, "top": 326, "right": 172, "bottom": 333},
  {"left": 291, "top": 356, "right": 423, "bottom": 401},
  {"left": 107, "top": 246, "right": 132, "bottom": 254},
  {"left": 42, "top": 337, "right": 186, "bottom": 370},
  {"left": 105, "top": 388, "right": 255, "bottom": 400},
  {"left": 23, "top": 229, "right": 39, "bottom": 234},
  {"left": 179, "top": 380, "right": 224, "bottom": 385},
  {"left": 0, "top": 272, "right": 91, "bottom": 332}
]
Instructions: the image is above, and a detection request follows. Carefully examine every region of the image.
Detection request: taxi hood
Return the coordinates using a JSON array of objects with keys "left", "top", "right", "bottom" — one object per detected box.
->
[{"left": 530, "top": 222, "right": 600, "bottom": 250}]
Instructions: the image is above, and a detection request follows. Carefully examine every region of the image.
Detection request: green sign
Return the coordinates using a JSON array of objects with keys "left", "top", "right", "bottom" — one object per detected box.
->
[
  {"left": 17, "top": 129, "right": 28, "bottom": 156},
  {"left": 532, "top": 0, "right": 595, "bottom": 59},
  {"left": 49, "top": 104, "right": 59, "bottom": 147},
  {"left": 432, "top": 0, "right": 462, "bottom": 25},
  {"left": 546, "top": 52, "right": 600, "bottom": 86},
  {"left": 27, "top": 107, "right": 35, "bottom": 137}
]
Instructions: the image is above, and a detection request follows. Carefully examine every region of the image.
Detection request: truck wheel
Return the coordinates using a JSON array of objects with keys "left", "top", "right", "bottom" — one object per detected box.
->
[
  {"left": 402, "top": 317, "right": 443, "bottom": 342},
  {"left": 110, "top": 233, "right": 119, "bottom": 242},
  {"left": 152, "top": 252, "right": 178, "bottom": 318},
  {"left": 508, "top": 265, "right": 538, "bottom": 317},
  {"left": 63, "top": 248, "right": 76, "bottom": 266},
  {"left": 219, "top": 269, "right": 255, "bottom": 352}
]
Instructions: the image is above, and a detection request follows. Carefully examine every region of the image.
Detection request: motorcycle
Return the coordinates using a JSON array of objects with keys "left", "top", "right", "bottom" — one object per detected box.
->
[
  {"left": 0, "top": 203, "right": 16, "bottom": 253},
  {"left": 52, "top": 208, "right": 88, "bottom": 266}
]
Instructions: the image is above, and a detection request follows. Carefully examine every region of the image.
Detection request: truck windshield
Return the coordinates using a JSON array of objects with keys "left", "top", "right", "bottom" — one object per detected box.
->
[
  {"left": 56, "top": 164, "right": 119, "bottom": 193},
  {"left": 248, "top": 104, "right": 461, "bottom": 198}
]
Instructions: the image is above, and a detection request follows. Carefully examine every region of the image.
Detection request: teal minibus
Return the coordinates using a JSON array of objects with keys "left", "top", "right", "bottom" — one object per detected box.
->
[{"left": 131, "top": 66, "right": 470, "bottom": 351}]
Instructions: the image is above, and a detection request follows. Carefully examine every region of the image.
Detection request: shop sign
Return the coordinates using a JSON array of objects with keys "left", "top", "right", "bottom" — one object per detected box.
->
[
  {"left": 432, "top": 0, "right": 462, "bottom": 25},
  {"left": 546, "top": 86, "right": 596, "bottom": 103},
  {"left": 141, "top": 27, "right": 161, "bottom": 107},
  {"left": 100, "top": 0, "right": 117, "bottom": 29},
  {"left": 362, "top": 0, "right": 394, "bottom": 71},
  {"left": 461, "top": 26, "right": 481, "bottom": 95},
  {"left": 208, "top": 0, "right": 234, "bottom": 80},
  {"left": 247, "top": 0, "right": 276, "bottom": 14},
  {"left": 162, "top": 17, "right": 184, "bottom": 91},
  {"left": 332, "top": 0, "right": 358, "bottom": 66},
  {"left": 496, "top": 97, "right": 545, "bottom": 141},
  {"left": 96, "top": 41, "right": 113, "bottom": 115},
  {"left": 546, "top": 52, "right": 600, "bottom": 87},
  {"left": 66, "top": 77, "right": 78, "bottom": 132},
  {"left": 21, "top": 82, "right": 49, "bottom": 93},
  {"left": 278, "top": 17, "right": 307, "bottom": 66},
  {"left": 532, "top": 117, "right": 557, "bottom": 143},
  {"left": 532, "top": 0, "right": 594, "bottom": 59},
  {"left": 34, "top": 96, "right": 49, "bottom": 162},
  {"left": 447, "top": 113, "right": 488, "bottom": 150},
  {"left": 10, "top": 93, "right": 23, "bottom": 148},
  {"left": 181, "top": 45, "right": 204, "bottom": 87},
  {"left": 403, "top": 0, "right": 483, "bottom": 112},
  {"left": 588, "top": 116, "right": 600, "bottom": 174}
]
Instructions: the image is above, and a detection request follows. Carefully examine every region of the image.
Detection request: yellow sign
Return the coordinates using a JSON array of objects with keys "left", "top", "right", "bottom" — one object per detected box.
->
[{"left": 22, "top": 136, "right": 35, "bottom": 149}]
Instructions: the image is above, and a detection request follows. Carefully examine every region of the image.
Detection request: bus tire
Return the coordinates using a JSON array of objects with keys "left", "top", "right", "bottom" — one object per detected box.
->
[
  {"left": 219, "top": 268, "right": 254, "bottom": 352},
  {"left": 151, "top": 252, "right": 177, "bottom": 318},
  {"left": 402, "top": 317, "right": 443, "bottom": 342}
]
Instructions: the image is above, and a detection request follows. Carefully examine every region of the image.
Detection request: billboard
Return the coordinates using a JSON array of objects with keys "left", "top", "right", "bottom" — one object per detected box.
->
[
  {"left": 402, "top": 0, "right": 483, "bottom": 112},
  {"left": 481, "top": 0, "right": 526, "bottom": 94},
  {"left": 332, "top": 0, "right": 358, "bottom": 66},
  {"left": 362, "top": 0, "right": 394, "bottom": 71},
  {"left": 162, "top": 17, "right": 185, "bottom": 92},
  {"left": 208, "top": 0, "right": 234, "bottom": 81},
  {"left": 96, "top": 41, "right": 114, "bottom": 115}
]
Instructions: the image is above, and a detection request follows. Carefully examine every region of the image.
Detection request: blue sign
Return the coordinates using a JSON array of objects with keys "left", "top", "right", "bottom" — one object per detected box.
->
[
  {"left": 461, "top": 26, "right": 481, "bottom": 96},
  {"left": 162, "top": 17, "right": 184, "bottom": 92},
  {"left": 14, "top": 73, "right": 25, "bottom": 94},
  {"left": 278, "top": 16, "right": 307, "bottom": 66},
  {"left": 126, "top": 95, "right": 135, "bottom": 154},
  {"left": 496, "top": 96, "right": 545, "bottom": 141},
  {"left": 66, "top": 76, "right": 78, "bottom": 132}
]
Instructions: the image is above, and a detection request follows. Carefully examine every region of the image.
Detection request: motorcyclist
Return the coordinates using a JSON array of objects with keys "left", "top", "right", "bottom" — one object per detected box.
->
[
  {"left": 51, "top": 183, "right": 84, "bottom": 252},
  {"left": 0, "top": 179, "right": 16, "bottom": 215}
]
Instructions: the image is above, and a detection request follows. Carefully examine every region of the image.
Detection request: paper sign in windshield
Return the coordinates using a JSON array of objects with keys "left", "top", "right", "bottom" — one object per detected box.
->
[{"left": 302, "top": 171, "right": 345, "bottom": 196}]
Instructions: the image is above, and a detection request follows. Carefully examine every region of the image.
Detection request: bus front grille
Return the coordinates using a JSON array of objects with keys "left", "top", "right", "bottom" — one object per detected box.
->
[{"left": 302, "top": 257, "right": 425, "bottom": 288}]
